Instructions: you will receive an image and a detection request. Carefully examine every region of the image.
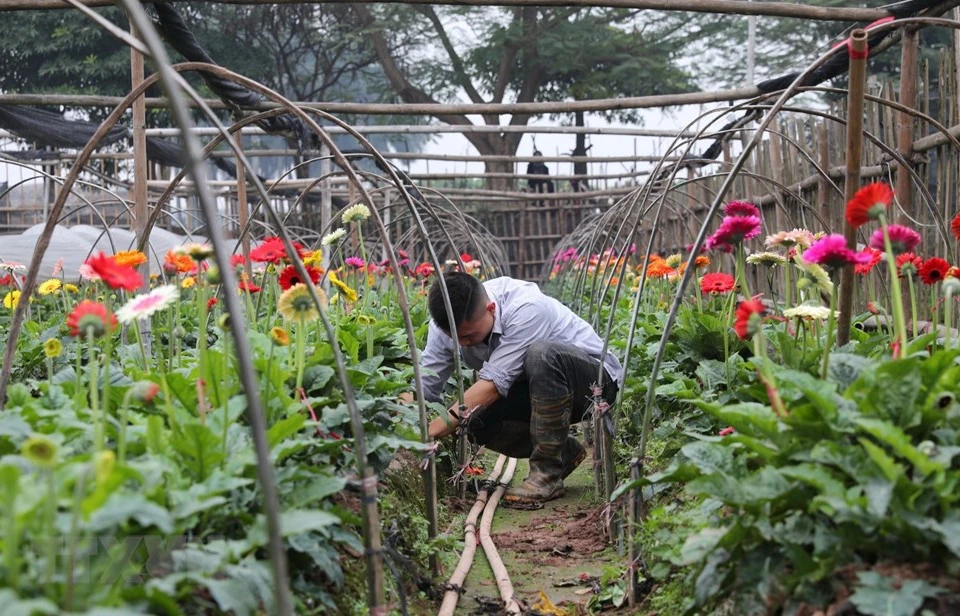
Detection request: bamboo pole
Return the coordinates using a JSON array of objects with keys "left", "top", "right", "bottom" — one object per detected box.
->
[
  {"left": 896, "top": 28, "right": 919, "bottom": 220},
  {"left": 141, "top": 124, "right": 697, "bottom": 138},
  {"left": 128, "top": 20, "right": 152, "bottom": 359},
  {"left": 1, "top": 0, "right": 892, "bottom": 21},
  {"left": 838, "top": 29, "right": 869, "bottom": 348},
  {"left": 818, "top": 121, "right": 831, "bottom": 232},
  {"left": 0, "top": 86, "right": 761, "bottom": 115}
]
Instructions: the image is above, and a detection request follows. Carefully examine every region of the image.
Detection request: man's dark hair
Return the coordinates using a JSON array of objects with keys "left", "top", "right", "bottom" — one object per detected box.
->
[{"left": 428, "top": 272, "right": 486, "bottom": 333}]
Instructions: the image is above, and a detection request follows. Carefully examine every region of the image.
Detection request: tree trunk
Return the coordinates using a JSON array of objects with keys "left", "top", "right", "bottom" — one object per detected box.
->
[{"left": 572, "top": 110, "right": 589, "bottom": 192}]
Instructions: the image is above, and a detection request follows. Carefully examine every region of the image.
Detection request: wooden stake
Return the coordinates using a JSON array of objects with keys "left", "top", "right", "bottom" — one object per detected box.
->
[
  {"left": 896, "top": 28, "right": 919, "bottom": 221},
  {"left": 837, "top": 29, "right": 869, "bottom": 347}
]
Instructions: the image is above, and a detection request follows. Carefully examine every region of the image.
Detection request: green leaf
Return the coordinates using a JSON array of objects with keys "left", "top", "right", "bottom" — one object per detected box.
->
[
  {"left": 779, "top": 463, "right": 846, "bottom": 499},
  {"left": 858, "top": 438, "right": 904, "bottom": 483},
  {"left": 849, "top": 571, "right": 943, "bottom": 616},
  {"left": 302, "top": 364, "right": 335, "bottom": 392},
  {"left": 171, "top": 422, "right": 224, "bottom": 482},
  {"left": 697, "top": 401, "right": 780, "bottom": 440},
  {"left": 267, "top": 414, "right": 306, "bottom": 449},
  {"left": 0, "top": 590, "right": 59, "bottom": 616},
  {"left": 679, "top": 527, "right": 725, "bottom": 565},
  {"left": 680, "top": 441, "right": 733, "bottom": 475},
  {"left": 856, "top": 418, "right": 944, "bottom": 477},
  {"left": 86, "top": 493, "right": 174, "bottom": 533},
  {"left": 246, "top": 509, "right": 341, "bottom": 549},
  {"left": 291, "top": 474, "right": 347, "bottom": 508},
  {"left": 203, "top": 577, "right": 260, "bottom": 616}
]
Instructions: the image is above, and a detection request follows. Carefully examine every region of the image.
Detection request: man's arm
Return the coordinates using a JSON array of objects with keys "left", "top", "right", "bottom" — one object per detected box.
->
[{"left": 427, "top": 379, "right": 500, "bottom": 440}]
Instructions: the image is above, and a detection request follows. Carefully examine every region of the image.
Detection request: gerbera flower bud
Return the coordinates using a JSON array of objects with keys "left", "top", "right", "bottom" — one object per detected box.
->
[
  {"left": 130, "top": 381, "right": 161, "bottom": 404},
  {"left": 269, "top": 326, "right": 290, "bottom": 346},
  {"left": 43, "top": 338, "right": 62, "bottom": 359},
  {"left": 734, "top": 296, "right": 766, "bottom": 340},
  {"left": 218, "top": 313, "right": 232, "bottom": 330},
  {"left": 66, "top": 300, "right": 117, "bottom": 338},
  {"left": 22, "top": 434, "right": 58, "bottom": 468},
  {"left": 206, "top": 266, "right": 221, "bottom": 285},
  {"left": 94, "top": 450, "right": 115, "bottom": 483}
]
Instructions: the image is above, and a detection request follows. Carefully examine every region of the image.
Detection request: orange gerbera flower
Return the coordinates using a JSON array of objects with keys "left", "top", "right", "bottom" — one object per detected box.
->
[
  {"left": 114, "top": 250, "right": 147, "bottom": 268},
  {"left": 645, "top": 260, "right": 675, "bottom": 278},
  {"left": 165, "top": 250, "right": 194, "bottom": 274},
  {"left": 694, "top": 255, "right": 711, "bottom": 269}
]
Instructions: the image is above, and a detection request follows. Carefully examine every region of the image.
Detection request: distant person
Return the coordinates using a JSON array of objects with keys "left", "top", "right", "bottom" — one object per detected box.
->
[{"left": 526, "top": 151, "right": 555, "bottom": 195}]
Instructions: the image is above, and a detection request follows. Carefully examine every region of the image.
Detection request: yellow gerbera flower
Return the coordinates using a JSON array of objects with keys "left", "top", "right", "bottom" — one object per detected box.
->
[
  {"left": 37, "top": 279, "right": 62, "bottom": 295},
  {"left": 181, "top": 277, "right": 196, "bottom": 289},
  {"left": 277, "top": 283, "right": 326, "bottom": 323},
  {"left": 269, "top": 326, "right": 290, "bottom": 346},
  {"left": 64, "top": 284, "right": 79, "bottom": 293},
  {"left": 3, "top": 290, "right": 21, "bottom": 309},
  {"left": 22, "top": 435, "right": 58, "bottom": 468},
  {"left": 328, "top": 271, "right": 358, "bottom": 302},
  {"left": 303, "top": 249, "right": 323, "bottom": 267}
]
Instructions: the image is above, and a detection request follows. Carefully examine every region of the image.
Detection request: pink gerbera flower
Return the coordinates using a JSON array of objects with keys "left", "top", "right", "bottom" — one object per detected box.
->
[
  {"left": 802, "top": 234, "right": 869, "bottom": 270},
  {"left": 869, "top": 224, "right": 921, "bottom": 255},
  {"left": 723, "top": 201, "right": 760, "bottom": 218},
  {"left": 116, "top": 285, "right": 179, "bottom": 324},
  {"left": 345, "top": 256, "right": 366, "bottom": 269},
  {"left": 706, "top": 215, "right": 762, "bottom": 252}
]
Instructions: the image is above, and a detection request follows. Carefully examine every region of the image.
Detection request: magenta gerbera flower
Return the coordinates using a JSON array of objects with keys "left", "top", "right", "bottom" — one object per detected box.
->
[
  {"left": 723, "top": 201, "right": 760, "bottom": 218},
  {"left": 801, "top": 234, "right": 869, "bottom": 270},
  {"left": 345, "top": 256, "right": 366, "bottom": 269},
  {"left": 869, "top": 224, "right": 921, "bottom": 255},
  {"left": 706, "top": 215, "right": 762, "bottom": 252}
]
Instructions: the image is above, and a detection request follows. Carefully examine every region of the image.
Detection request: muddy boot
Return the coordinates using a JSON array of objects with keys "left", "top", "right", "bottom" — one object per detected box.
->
[
  {"left": 562, "top": 436, "right": 586, "bottom": 480},
  {"left": 504, "top": 393, "right": 572, "bottom": 504}
]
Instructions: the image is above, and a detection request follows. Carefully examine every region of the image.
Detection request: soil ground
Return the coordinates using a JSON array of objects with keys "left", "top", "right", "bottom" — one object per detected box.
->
[{"left": 444, "top": 446, "right": 624, "bottom": 614}]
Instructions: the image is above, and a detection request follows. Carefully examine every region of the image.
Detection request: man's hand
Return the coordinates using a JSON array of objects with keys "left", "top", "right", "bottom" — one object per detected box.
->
[{"left": 428, "top": 379, "right": 501, "bottom": 440}]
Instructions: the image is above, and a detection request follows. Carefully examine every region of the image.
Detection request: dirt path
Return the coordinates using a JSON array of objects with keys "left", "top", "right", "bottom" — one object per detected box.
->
[{"left": 453, "top": 447, "right": 622, "bottom": 614}]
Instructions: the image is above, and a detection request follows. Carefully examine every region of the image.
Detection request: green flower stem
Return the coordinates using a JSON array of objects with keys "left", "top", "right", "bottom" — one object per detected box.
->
[
  {"left": 820, "top": 280, "right": 839, "bottom": 380},
  {"left": 197, "top": 279, "right": 209, "bottom": 398},
  {"left": 44, "top": 469, "right": 56, "bottom": 590},
  {"left": 784, "top": 259, "right": 793, "bottom": 307},
  {"left": 252, "top": 266, "right": 271, "bottom": 332},
  {"left": 118, "top": 390, "right": 134, "bottom": 464},
  {"left": 931, "top": 285, "right": 940, "bottom": 352},
  {"left": 74, "top": 343, "right": 82, "bottom": 400},
  {"left": 88, "top": 327, "right": 102, "bottom": 452},
  {"left": 102, "top": 312, "right": 113, "bottom": 439},
  {"left": 4, "top": 467, "right": 20, "bottom": 591},
  {"left": 736, "top": 243, "right": 751, "bottom": 297},
  {"left": 63, "top": 469, "right": 87, "bottom": 611},
  {"left": 366, "top": 324, "right": 375, "bottom": 359},
  {"left": 221, "top": 335, "right": 231, "bottom": 464},
  {"left": 946, "top": 287, "right": 955, "bottom": 349},
  {"left": 167, "top": 307, "right": 175, "bottom": 374},
  {"left": 263, "top": 343, "right": 277, "bottom": 424},
  {"left": 295, "top": 319, "right": 307, "bottom": 394},
  {"left": 133, "top": 319, "right": 149, "bottom": 373},
  {"left": 908, "top": 273, "right": 919, "bottom": 339},
  {"left": 878, "top": 214, "right": 910, "bottom": 353},
  {"left": 723, "top": 290, "right": 737, "bottom": 387},
  {"left": 46, "top": 357, "right": 54, "bottom": 384}
]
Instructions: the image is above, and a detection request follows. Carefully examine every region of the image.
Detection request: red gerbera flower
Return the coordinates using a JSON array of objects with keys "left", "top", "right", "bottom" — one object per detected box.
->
[
  {"left": 278, "top": 265, "right": 322, "bottom": 290},
  {"left": 230, "top": 254, "right": 247, "bottom": 267},
  {"left": 951, "top": 211, "right": 960, "bottom": 242},
  {"left": 460, "top": 252, "right": 474, "bottom": 263},
  {"left": 415, "top": 262, "right": 436, "bottom": 277},
  {"left": 700, "top": 272, "right": 735, "bottom": 295},
  {"left": 919, "top": 257, "right": 951, "bottom": 285},
  {"left": 84, "top": 252, "right": 142, "bottom": 292},
  {"left": 854, "top": 247, "right": 883, "bottom": 275},
  {"left": 67, "top": 300, "right": 116, "bottom": 338},
  {"left": 250, "top": 238, "right": 287, "bottom": 264},
  {"left": 734, "top": 295, "right": 765, "bottom": 340},
  {"left": 896, "top": 252, "right": 922, "bottom": 278},
  {"left": 206, "top": 297, "right": 219, "bottom": 310},
  {"left": 845, "top": 182, "right": 893, "bottom": 229},
  {"left": 238, "top": 280, "right": 261, "bottom": 294}
]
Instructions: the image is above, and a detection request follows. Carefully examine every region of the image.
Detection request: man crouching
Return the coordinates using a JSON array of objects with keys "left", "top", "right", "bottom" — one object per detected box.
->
[{"left": 407, "top": 271, "right": 622, "bottom": 505}]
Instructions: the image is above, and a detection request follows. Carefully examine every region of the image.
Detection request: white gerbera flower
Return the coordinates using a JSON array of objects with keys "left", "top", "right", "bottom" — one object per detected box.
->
[
  {"left": 783, "top": 303, "right": 836, "bottom": 320},
  {"left": 322, "top": 228, "right": 347, "bottom": 246},
  {"left": 0, "top": 261, "right": 26, "bottom": 273},
  {"left": 116, "top": 285, "right": 179, "bottom": 324},
  {"left": 746, "top": 251, "right": 788, "bottom": 267},
  {"left": 341, "top": 203, "right": 371, "bottom": 224}
]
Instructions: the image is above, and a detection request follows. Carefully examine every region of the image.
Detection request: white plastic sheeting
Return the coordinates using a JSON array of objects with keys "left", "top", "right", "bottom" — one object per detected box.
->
[{"left": 0, "top": 224, "right": 208, "bottom": 280}]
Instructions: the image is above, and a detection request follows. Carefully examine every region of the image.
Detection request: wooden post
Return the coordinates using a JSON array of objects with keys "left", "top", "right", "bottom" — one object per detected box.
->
[
  {"left": 817, "top": 121, "right": 831, "bottom": 232},
  {"left": 768, "top": 117, "right": 786, "bottom": 231},
  {"left": 837, "top": 29, "right": 868, "bottom": 347},
  {"left": 518, "top": 201, "right": 527, "bottom": 279},
  {"left": 236, "top": 131, "right": 251, "bottom": 279},
  {"left": 129, "top": 21, "right": 151, "bottom": 354},
  {"left": 896, "top": 28, "right": 919, "bottom": 221}
]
